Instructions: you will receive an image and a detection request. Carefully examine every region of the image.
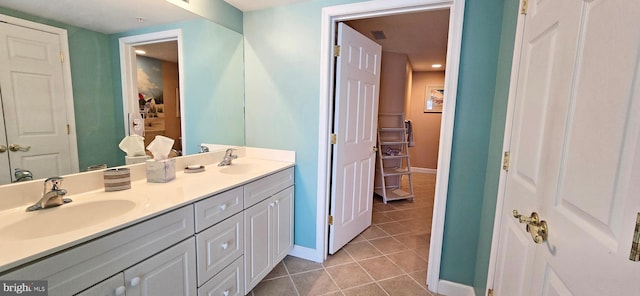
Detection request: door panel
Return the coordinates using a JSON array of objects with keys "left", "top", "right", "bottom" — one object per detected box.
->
[{"left": 329, "top": 22, "right": 382, "bottom": 254}]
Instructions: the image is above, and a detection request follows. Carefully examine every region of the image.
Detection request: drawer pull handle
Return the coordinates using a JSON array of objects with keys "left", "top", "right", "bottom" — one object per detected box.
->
[
  {"left": 130, "top": 276, "right": 141, "bottom": 287},
  {"left": 221, "top": 242, "right": 229, "bottom": 250},
  {"left": 115, "top": 286, "right": 126, "bottom": 296},
  {"left": 223, "top": 290, "right": 230, "bottom": 296},
  {"left": 219, "top": 204, "right": 227, "bottom": 211}
]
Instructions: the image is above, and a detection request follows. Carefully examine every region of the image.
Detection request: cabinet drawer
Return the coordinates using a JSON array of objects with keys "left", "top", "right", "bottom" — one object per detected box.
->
[
  {"left": 198, "top": 256, "right": 244, "bottom": 296},
  {"left": 196, "top": 213, "right": 243, "bottom": 287},
  {"left": 1, "top": 206, "right": 195, "bottom": 296},
  {"left": 244, "top": 168, "right": 294, "bottom": 208},
  {"left": 194, "top": 187, "right": 243, "bottom": 232}
]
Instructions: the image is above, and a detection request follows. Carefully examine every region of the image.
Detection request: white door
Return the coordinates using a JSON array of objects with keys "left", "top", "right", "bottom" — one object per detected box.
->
[
  {"left": 328, "top": 23, "right": 382, "bottom": 254},
  {"left": 0, "top": 109, "right": 10, "bottom": 184},
  {"left": 492, "top": 0, "right": 640, "bottom": 295},
  {"left": 0, "top": 22, "right": 74, "bottom": 181}
]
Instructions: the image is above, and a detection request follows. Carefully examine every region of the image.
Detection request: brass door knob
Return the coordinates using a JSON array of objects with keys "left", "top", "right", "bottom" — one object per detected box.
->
[
  {"left": 9, "top": 144, "right": 31, "bottom": 152},
  {"left": 0, "top": 145, "right": 6, "bottom": 153},
  {"left": 513, "top": 210, "right": 548, "bottom": 244}
]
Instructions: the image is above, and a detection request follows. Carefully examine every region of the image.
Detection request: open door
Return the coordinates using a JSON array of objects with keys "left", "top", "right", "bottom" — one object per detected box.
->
[{"left": 328, "top": 23, "right": 382, "bottom": 254}]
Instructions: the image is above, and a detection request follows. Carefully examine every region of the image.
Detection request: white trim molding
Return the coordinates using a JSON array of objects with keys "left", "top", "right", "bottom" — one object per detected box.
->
[
  {"left": 316, "top": 0, "right": 466, "bottom": 293},
  {"left": 411, "top": 167, "right": 437, "bottom": 174},
  {"left": 438, "top": 280, "right": 477, "bottom": 296}
]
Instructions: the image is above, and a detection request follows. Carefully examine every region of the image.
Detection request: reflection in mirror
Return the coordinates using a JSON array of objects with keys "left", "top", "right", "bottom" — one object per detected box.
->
[
  {"left": 0, "top": 3, "right": 245, "bottom": 185},
  {"left": 134, "top": 41, "right": 183, "bottom": 152}
]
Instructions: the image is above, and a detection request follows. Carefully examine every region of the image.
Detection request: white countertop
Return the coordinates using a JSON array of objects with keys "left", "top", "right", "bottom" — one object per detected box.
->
[{"left": 0, "top": 153, "right": 294, "bottom": 273}]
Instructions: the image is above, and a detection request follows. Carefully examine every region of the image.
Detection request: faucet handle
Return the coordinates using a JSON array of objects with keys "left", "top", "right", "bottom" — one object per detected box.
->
[{"left": 44, "top": 176, "right": 64, "bottom": 190}]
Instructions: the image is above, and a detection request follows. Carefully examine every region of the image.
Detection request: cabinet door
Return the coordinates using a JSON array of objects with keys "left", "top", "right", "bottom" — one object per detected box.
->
[
  {"left": 243, "top": 198, "right": 272, "bottom": 292},
  {"left": 125, "top": 238, "right": 197, "bottom": 296},
  {"left": 75, "top": 274, "right": 125, "bottom": 296},
  {"left": 271, "top": 186, "right": 294, "bottom": 264}
]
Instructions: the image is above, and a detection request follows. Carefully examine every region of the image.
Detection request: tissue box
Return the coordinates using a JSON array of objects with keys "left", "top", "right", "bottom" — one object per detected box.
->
[{"left": 146, "top": 158, "right": 176, "bottom": 183}]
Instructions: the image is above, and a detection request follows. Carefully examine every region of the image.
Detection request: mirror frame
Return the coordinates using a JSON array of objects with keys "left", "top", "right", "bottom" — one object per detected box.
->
[{"left": 118, "top": 29, "right": 186, "bottom": 151}]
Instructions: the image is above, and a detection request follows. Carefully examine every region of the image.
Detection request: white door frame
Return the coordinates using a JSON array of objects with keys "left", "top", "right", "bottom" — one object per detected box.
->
[
  {"left": 119, "top": 29, "right": 186, "bottom": 150},
  {"left": 484, "top": 4, "right": 525, "bottom": 291},
  {"left": 314, "top": 0, "right": 466, "bottom": 292},
  {"left": 0, "top": 13, "right": 79, "bottom": 174}
]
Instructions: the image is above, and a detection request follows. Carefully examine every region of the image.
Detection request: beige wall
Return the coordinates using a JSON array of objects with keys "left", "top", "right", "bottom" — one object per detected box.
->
[
  {"left": 378, "top": 52, "right": 409, "bottom": 113},
  {"left": 407, "top": 71, "right": 445, "bottom": 169},
  {"left": 162, "top": 61, "right": 182, "bottom": 151}
]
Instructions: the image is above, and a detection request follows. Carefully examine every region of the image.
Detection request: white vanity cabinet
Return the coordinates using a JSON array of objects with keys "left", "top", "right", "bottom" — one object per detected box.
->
[
  {"left": 243, "top": 168, "right": 294, "bottom": 293},
  {"left": 0, "top": 165, "right": 295, "bottom": 296}
]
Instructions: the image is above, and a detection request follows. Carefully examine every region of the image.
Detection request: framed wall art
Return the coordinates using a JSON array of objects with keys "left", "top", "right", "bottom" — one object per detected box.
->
[{"left": 424, "top": 85, "right": 444, "bottom": 113}]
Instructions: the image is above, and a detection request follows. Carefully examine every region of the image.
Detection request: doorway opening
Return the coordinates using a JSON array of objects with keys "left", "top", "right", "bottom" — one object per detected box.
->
[
  {"left": 119, "top": 30, "right": 186, "bottom": 155},
  {"left": 316, "top": 1, "right": 466, "bottom": 293}
]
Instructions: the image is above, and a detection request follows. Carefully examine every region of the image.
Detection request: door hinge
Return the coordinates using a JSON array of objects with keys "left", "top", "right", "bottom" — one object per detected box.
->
[
  {"left": 630, "top": 212, "right": 640, "bottom": 262},
  {"left": 333, "top": 45, "right": 340, "bottom": 57},
  {"left": 328, "top": 215, "right": 334, "bottom": 225},
  {"left": 331, "top": 133, "right": 337, "bottom": 145},
  {"left": 60, "top": 52, "right": 64, "bottom": 63},
  {"left": 488, "top": 288, "right": 494, "bottom": 296},
  {"left": 502, "top": 151, "right": 510, "bottom": 171},
  {"left": 520, "top": 0, "right": 528, "bottom": 15},
  {"left": 67, "top": 124, "right": 70, "bottom": 135}
]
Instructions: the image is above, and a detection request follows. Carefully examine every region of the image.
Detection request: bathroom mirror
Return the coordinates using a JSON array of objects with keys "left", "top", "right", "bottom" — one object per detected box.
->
[{"left": 0, "top": 1, "right": 245, "bottom": 185}]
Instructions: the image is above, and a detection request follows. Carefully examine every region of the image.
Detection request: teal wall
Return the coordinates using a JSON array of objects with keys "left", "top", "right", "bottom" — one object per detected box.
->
[
  {"left": 473, "top": 1, "right": 519, "bottom": 294},
  {"left": 109, "top": 19, "right": 245, "bottom": 155},
  {"left": 244, "top": 0, "right": 361, "bottom": 249},
  {"left": 439, "top": 0, "right": 513, "bottom": 285},
  {"left": 0, "top": 7, "right": 122, "bottom": 170},
  {"left": 243, "top": 0, "right": 517, "bottom": 289}
]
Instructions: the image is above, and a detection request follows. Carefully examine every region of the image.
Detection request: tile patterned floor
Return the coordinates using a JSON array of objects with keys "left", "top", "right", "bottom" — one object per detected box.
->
[{"left": 248, "top": 173, "right": 438, "bottom": 296}]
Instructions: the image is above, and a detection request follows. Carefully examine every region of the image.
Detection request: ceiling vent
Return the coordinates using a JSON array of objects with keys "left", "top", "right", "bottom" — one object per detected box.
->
[{"left": 371, "top": 30, "right": 386, "bottom": 40}]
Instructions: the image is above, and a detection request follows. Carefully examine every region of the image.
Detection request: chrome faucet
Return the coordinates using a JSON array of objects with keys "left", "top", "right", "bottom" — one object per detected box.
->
[
  {"left": 26, "top": 177, "right": 72, "bottom": 212},
  {"left": 14, "top": 168, "right": 33, "bottom": 182},
  {"left": 218, "top": 148, "right": 238, "bottom": 166}
]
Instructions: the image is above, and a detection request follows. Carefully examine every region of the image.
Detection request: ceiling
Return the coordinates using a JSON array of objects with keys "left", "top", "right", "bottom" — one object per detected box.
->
[
  {"left": 346, "top": 9, "right": 450, "bottom": 72},
  {"left": 135, "top": 42, "right": 179, "bottom": 63}
]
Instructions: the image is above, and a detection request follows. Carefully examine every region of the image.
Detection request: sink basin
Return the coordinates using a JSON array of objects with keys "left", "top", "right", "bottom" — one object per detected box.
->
[
  {"left": 0, "top": 199, "right": 137, "bottom": 240},
  {"left": 218, "top": 163, "right": 258, "bottom": 175}
]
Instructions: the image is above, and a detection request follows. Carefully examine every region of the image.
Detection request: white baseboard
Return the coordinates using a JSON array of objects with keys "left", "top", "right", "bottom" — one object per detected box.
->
[
  {"left": 436, "top": 280, "right": 476, "bottom": 296},
  {"left": 288, "top": 245, "right": 323, "bottom": 263},
  {"left": 411, "top": 167, "right": 437, "bottom": 174}
]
